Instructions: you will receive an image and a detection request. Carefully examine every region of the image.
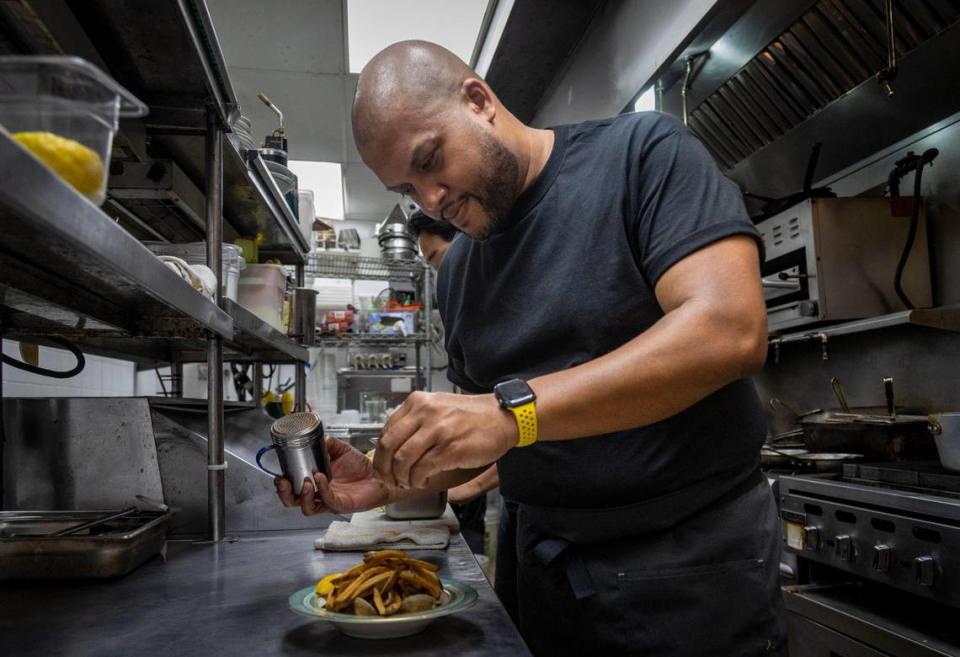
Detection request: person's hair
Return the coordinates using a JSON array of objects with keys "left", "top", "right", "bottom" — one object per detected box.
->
[{"left": 407, "top": 211, "right": 458, "bottom": 242}]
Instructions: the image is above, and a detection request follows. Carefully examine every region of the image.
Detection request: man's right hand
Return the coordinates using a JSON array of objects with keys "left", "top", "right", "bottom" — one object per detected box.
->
[{"left": 275, "top": 437, "right": 393, "bottom": 516}]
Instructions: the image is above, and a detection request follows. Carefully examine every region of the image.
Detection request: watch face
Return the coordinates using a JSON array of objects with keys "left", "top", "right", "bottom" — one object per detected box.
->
[{"left": 496, "top": 379, "right": 535, "bottom": 407}]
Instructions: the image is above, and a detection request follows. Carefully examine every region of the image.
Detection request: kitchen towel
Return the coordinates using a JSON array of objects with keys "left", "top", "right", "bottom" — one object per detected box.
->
[{"left": 316, "top": 520, "right": 450, "bottom": 552}]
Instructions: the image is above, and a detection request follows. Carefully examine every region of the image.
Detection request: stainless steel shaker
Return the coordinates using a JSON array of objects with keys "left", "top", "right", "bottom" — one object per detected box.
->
[{"left": 256, "top": 412, "right": 329, "bottom": 495}]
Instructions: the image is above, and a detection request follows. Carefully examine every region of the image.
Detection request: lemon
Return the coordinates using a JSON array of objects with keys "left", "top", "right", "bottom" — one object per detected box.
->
[
  {"left": 315, "top": 573, "right": 342, "bottom": 595},
  {"left": 13, "top": 131, "right": 104, "bottom": 198}
]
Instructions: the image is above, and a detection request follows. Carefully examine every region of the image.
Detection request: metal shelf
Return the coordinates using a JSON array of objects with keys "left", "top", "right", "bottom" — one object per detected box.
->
[
  {"left": 317, "top": 334, "right": 428, "bottom": 348},
  {"left": 0, "top": 130, "right": 233, "bottom": 346},
  {"left": 769, "top": 305, "right": 960, "bottom": 346},
  {"left": 306, "top": 253, "right": 425, "bottom": 281},
  {"left": 6, "top": 0, "right": 308, "bottom": 263},
  {"left": 106, "top": 141, "right": 310, "bottom": 264},
  {"left": 223, "top": 299, "right": 308, "bottom": 363}
]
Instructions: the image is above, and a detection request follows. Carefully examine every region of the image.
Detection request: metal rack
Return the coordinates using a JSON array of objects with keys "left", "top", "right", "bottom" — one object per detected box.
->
[
  {"left": 307, "top": 253, "right": 434, "bottom": 391},
  {"left": 0, "top": 0, "right": 310, "bottom": 542},
  {"left": 306, "top": 252, "right": 424, "bottom": 281}
]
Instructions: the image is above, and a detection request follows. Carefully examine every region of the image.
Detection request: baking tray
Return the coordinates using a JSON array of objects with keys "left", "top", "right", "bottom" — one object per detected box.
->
[{"left": 0, "top": 509, "right": 172, "bottom": 580}]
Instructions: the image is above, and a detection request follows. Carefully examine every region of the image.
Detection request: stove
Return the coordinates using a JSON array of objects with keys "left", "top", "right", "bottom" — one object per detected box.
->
[{"left": 779, "top": 462, "right": 960, "bottom": 609}]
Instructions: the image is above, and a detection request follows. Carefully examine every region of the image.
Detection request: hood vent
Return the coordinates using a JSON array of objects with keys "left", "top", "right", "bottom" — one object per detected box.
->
[{"left": 689, "top": 0, "right": 960, "bottom": 170}]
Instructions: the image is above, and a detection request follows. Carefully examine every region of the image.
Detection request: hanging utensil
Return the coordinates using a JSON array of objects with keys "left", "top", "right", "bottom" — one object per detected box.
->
[
  {"left": 831, "top": 377, "right": 851, "bottom": 413},
  {"left": 884, "top": 377, "right": 896, "bottom": 418}
]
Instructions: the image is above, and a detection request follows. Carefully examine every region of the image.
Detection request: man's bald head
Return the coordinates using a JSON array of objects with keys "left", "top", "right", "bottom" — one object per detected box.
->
[
  {"left": 350, "top": 40, "right": 525, "bottom": 241},
  {"left": 352, "top": 40, "right": 476, "bottom": 152}
]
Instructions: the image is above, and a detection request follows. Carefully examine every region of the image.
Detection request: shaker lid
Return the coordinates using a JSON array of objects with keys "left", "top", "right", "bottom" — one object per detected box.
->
[{"left": 271, "top": 412, "right": 323, "bottom": 440}]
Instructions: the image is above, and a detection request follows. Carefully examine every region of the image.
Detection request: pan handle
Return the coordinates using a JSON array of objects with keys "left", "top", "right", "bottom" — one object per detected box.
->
[{"left": 831, "top": 377, "right": 851, "bottom": 413}]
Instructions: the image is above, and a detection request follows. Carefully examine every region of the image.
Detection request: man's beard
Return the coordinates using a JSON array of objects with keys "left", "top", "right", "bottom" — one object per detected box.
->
[{"left": 445, "top": 126, "right": 520, "bottom": 240}]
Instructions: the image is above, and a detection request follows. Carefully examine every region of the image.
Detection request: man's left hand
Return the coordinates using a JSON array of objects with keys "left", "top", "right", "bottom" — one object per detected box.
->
[{"left": 374, "top": 391, "right": 518, "bottom": 489}]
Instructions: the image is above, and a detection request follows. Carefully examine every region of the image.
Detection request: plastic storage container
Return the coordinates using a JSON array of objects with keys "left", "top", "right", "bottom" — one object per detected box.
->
[
  {"left": 297, "top": 189, "right": 315, "bottom": 241},
  {"left": 142, "top": 242, "right": 245, "bottom": 301},
  {"left": 0, "top": 56, "right": 148, "bottom": 205},
  {"left": 238, "top": 264, "right": 287, "bottom": 330}
]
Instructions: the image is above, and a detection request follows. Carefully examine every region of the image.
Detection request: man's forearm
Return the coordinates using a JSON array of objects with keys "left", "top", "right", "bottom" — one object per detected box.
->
[{"left": 533, "top": 298, "right": 765, "bottom": 442}]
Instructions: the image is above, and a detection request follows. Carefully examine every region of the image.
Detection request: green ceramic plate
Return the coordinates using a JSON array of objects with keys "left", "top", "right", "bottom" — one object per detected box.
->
[{"left": 288, "top": 578, "right": 479, "bottom": 639}]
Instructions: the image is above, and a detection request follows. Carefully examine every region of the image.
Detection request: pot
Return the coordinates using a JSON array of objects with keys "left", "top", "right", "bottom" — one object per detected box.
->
[
  {"left": 930, "top": 412, "right": 960, "bottom": 473},
  {"left": 798, "top": 408, "right": 936, "bottom": 461},
  {"left": 791, "top": 452, "right": 863, "bottom": 473},
  {"left": 762, "top": 445, "right": 861, "bottom": 473},
  {"left": 760, "top": 446, "right": 808, "bottom": 469}
]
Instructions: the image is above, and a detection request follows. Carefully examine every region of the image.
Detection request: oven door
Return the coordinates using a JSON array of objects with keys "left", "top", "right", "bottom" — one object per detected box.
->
[{"left": 789, "top": 613, "right": 892, "bottom": 657}]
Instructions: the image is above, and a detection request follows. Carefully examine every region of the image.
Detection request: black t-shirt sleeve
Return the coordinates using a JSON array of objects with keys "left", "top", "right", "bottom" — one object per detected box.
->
[{"left": 630, "top": 116, "right": 761, "bottom": 286}]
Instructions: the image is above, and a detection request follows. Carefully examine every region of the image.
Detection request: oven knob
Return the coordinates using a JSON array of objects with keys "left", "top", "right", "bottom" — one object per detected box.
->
[
  {"left": 803, "top": 526, "right": 821, "bottom": 551},
  {"left": 799, "top": 300, "right": 819, "bottom": 317},
  {"left": 872, "top": 545, "right": 893, "bottom": 572},
  {"left": 914, "top": 556, "right": 936, "bottom": 587},
  {"left": 835, "top": 535, "right": 853, "bottom": 561}
]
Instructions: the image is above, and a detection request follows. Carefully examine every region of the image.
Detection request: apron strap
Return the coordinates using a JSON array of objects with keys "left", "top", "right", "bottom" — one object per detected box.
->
[{"left": 531, "top": 537, "right": 597, "bottom": 601}]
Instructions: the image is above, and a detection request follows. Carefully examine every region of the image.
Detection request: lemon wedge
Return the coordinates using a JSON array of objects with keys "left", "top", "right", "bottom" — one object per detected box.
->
[
  {"left": 315, "top": 572, "right": 342, "bottom": 595},
  {"left": 13, "top": 131, "right": 105, "bottom": 198}
]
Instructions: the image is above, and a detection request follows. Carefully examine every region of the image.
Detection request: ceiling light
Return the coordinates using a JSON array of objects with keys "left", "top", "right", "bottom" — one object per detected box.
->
[
  {"left": 287, "top": 160, "right": 344, "bottom": 221},
  {"left": 347, "top": 0, "right": 489, "bottom": 74}
]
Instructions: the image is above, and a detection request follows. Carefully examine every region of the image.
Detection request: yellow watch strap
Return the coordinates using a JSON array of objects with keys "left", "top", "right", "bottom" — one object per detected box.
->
[{"left": 508, "top": 400, "right": 538, "bottom": 448}]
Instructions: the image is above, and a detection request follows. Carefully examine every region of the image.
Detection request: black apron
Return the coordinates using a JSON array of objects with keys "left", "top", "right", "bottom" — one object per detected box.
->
[{"left": 513, "top": 468, "right": 787, "bottom": 657}]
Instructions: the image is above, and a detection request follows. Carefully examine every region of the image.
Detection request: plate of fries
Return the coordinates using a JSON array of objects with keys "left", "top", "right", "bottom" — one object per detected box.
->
[{"left": 288, "top": 549, "right": 478, "bottom": 639}]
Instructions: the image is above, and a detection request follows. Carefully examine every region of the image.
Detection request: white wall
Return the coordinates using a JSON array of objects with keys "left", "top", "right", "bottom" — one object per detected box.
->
[{"left": 2, "top": 339, "right": 135, "bottom": 397}]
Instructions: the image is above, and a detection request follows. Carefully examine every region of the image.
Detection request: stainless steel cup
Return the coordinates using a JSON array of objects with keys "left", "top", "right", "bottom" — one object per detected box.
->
[
  {"left": 256, "top": 412, "right": 329, "bottom": 495},
  {"left": 290, "top": 287, "right": 318, "bottom": 346}
]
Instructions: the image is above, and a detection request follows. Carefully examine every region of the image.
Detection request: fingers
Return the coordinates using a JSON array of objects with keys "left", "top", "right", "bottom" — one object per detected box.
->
[
  {"left": 324, "top": 436, "right": 354, "bottom": 460},
  {"left": 313, "top": 472, "right": 336, "bottom": 510},
  {"left": 275, "top": 476, "right": 297, "bottom": 507},
  {"left": 408, "top": 445, "right": 444, "bottom": 490},
  {"left": 391, "top": 426, "right": 439, "bottom": 489},
  {"left": 374, "top": 411, "right": 423, "bottom": 487},
  {"left": 298, "top": 478, "right": 329, "bottom": 516},
  {"left": 383, "top": 392, "right": 417, "bottom": 430}
]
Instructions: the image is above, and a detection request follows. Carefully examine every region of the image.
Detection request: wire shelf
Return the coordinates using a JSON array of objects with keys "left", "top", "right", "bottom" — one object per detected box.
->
[
  {"left": 316, "top": 333, "right": 427, "bottom": 347},
  {"left": 306, "top": 253, "right": 424, "bottom": 281}
]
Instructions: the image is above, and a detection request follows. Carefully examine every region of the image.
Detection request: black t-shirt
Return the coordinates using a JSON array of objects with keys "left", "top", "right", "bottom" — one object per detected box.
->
[{"left": 436, "top": 112, "right": 766, "bottom": 510}]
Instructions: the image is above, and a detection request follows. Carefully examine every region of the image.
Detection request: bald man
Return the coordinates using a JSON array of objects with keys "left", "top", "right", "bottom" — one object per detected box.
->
[{"left": 278, "top": 41, "right": 786, "bottom": 656}]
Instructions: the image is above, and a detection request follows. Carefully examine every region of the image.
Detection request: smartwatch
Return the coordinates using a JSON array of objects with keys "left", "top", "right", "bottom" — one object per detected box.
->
[{"left": 493, "top": 378, "right": 538, "bottom": 448}]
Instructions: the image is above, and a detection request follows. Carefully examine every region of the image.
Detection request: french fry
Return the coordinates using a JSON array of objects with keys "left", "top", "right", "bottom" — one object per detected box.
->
[
  {"left": 353, "top": 571, "right": 394, "bottom": 599},
  {"left": 399, "top": 569, "right": 442, "bottom": 598},
  {"left": 373, "top": 587, "right": 387, "bottom": 616},
  {"left": 378, "top": 569, "right": 398, "bottom": 595},
  {"left": 412, "top": 564, "right": 441, "bottom": 586},
  {"left": 408, "top": 558, "right": 441, "bottom": 572},
  {"left": 316, "top": 550, "right": 444, "bottom": 616},
  {"left": 363, "top": 549, "right": 408, "bottom": 562},
  {"left": 332, "top": 566, "right": 390, "bottom": 609}
]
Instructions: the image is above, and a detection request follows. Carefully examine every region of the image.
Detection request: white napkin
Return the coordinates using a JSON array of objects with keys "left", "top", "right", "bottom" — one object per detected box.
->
[{"left": 315, "top": 520, "right": 450, "bottom": 552}]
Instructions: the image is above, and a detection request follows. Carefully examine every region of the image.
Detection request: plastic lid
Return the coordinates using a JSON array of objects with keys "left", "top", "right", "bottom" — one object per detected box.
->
[{"left": 0, "top": 55, "right": 148, "bottom": 117}]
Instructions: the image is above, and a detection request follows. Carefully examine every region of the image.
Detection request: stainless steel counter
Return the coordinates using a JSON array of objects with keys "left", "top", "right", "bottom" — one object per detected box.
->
[{"left": 0, "top": 530, "right": 530, "bottom": 657}]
